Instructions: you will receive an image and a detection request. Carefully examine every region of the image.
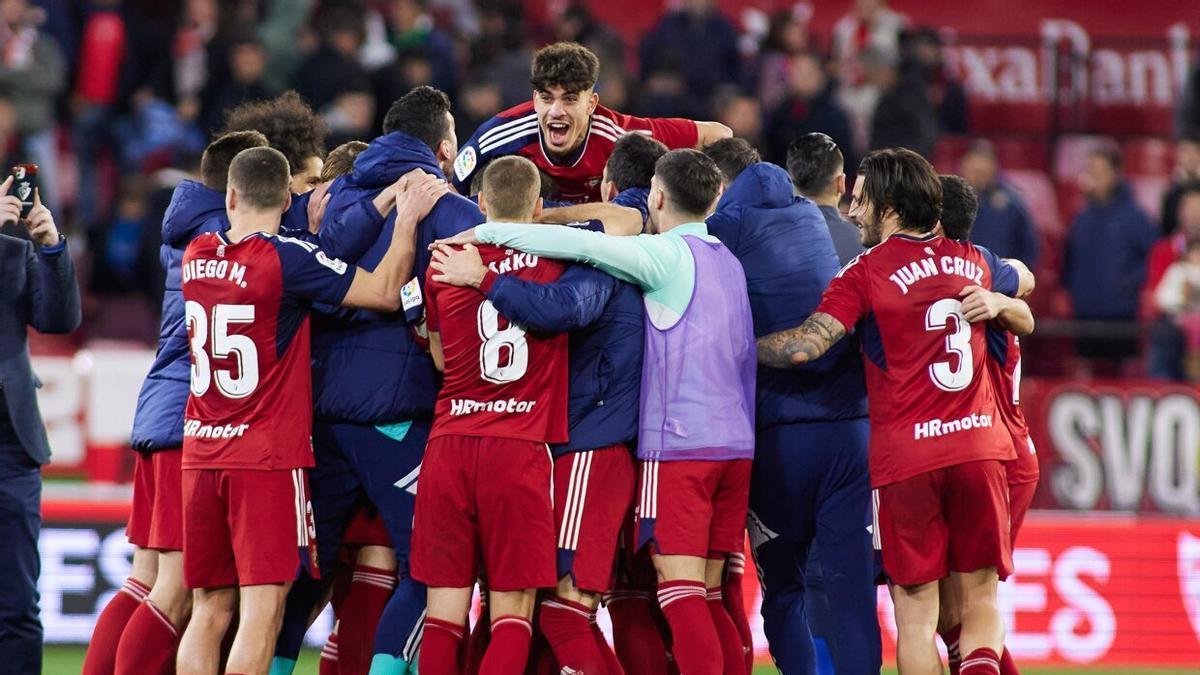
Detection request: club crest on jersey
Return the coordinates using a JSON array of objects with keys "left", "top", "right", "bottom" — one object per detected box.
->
[
  {"left": 454, "top": 146, "right": 477, "bottom": 182},
  {"left": 401, "top": 277, "right": 423, "bottom": 312},
  {"left": 216, "top": 244, "right": 226, "bottom": 258}
]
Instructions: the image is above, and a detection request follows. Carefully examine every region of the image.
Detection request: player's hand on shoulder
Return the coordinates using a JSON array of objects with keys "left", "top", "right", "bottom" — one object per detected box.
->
[
  {"left": 959, "top": 284, "right": 1003, "bottom": 323},
  {"left": 431, "top": 242, "right": 487, "bottom": 288},
  {"left": 395, "top": 171, "right": 449, "bottom": 226},
  {"left": 0, "top": 175, "right": 22, "bottom": 227},
  {"left": 430, "top": 227, "right": 479, "bottom": 251},
  {"left": 307, "top": 181, "right": 331, "bottom": 234}
]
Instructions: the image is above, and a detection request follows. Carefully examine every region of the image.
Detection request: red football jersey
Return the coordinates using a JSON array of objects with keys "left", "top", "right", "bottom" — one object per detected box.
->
[
  {"left": 816, "top": 233, "right": 1021, "bottom": 487},
  {"left": 453, "top": 102, "right": 699, "bottom": 203},
  {"left": 986, "top": 329, "right": 1040, "bottom": 485},
  {"left": 425, "top": 244, "right": 569, "bottom": 443},
  {"left": 181, "top": 231, "right": 356, "bottom": 470}
]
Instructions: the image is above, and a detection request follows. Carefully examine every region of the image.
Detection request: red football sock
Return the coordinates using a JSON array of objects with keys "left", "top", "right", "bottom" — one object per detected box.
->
[
  {"left": 607, "top": 592, "right": 669, "bottom": 675},
  {"left": 707, "top": 586, "right": 747, "bottom": 675},
  {"left": 723, "top": 554, "right": 754, "bottom": 674},
  {"left": 539, "top": 598, "right": 607, "bottom": 673},
  {"left": 339, "top": 564, "right": 396, "bottom": 674},
  {"left": 420, "top": 618, "right": 466, "bottom": 675},
  {"left": 1000, "top": 647, "right": 1020, "bottom": 675},
  {"left": 82, "top": 577, "right": 150, "bottom": 675},
  {"left": 480, "top": 615, "right": 533, "bottom": 674},
  {"left": 590, "top": 613, "right": 624, "bottom": 675},
  {"left": 466, "top": 600, "right": 490, "bottom": 675},
  {"left": 940, "top": 623, "right": 963, "bottom": 675},
  {"left": 961, "top": 647, "right": 1001, "bottom": 675},
  {"left": 114, "top": 600, "right": 181, "bottom": 675},
  {"left": 657, "top": 581, "right": 721, "bottom": 675},
  {"left": 318, "top": 630, "right": 338, "bottom": 675},
  {"left": 527, "top": 626, "right": 557, "bottom": 675}
]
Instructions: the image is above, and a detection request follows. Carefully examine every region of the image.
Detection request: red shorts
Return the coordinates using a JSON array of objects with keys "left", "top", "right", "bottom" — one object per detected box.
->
[
  {"left": 343, "top": 502, "right": 392, "bottom": 548},
  {"left": 636, "top": 459, "right": 752, "bottom": 558},
  {"left": 875, "top": 460, "right": 1013, "bottom": 587},
  {"left": 411, "top": 436, "right": 556, "bottom": 592},
  {"left": 182, "top": 467, "right": 317, "bottom": 589},
  {"left": 126, "top": 453, "right": 155, "bottom": 548},
  {"left": 1008, "top": 480, "right": 1037, "bottom": 548},
  {"left": 126, "top": 449, "right": 184, "bottom": 551},
  {"left": 553, "top": 445, "right": 637, "bottom": 592}
]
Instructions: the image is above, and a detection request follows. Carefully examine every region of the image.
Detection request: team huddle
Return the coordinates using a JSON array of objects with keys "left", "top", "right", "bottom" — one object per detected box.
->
[{"left": 81, "top": 41, "right": 1039, "bottom": 675}]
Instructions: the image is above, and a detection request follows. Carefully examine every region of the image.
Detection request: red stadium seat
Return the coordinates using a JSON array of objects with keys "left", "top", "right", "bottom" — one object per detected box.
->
[
  {"left": 1053, "top": 134, "right": 1116, "bottom": 181},
  {"left": 932, "top": 135, "right": 972, "bottom": 173},
  {"left": 1121, "top": 137, "right": 1173, "bottom": 177},
  {"left": 990, "top": 137, "right": 1050, "bottom": 172},
  {"left": 1004, "top": 169, "right": 1061, "bottom": 237}
]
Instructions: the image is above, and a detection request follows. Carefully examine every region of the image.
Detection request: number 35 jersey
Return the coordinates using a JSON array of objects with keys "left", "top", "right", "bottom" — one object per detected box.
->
[
  {"left": 181, "top": 231, "right": 356, "bottom": 470},
  {"left": 425, "top": 244, "right": 569, "bottom": 444},
  {"left": 815, "top": 233, "right": 1020, "bottom": 487}
]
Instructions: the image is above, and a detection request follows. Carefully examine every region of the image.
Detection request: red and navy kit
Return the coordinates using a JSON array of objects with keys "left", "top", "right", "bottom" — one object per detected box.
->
[
  {"left": 424, "top": 244, "right": 570, "bottom": 443},
  {"left": 815, "top": 234, "right": 1021, "bottom": 488},
  {"left": 986, "top": 327, "right": 1039, "bottom": 544},
  {"left": 181, "top": 231, "right": 356, "bottom": 470},
  {"left": 452, "top": 102, "right": 698, "bottom": 203}
]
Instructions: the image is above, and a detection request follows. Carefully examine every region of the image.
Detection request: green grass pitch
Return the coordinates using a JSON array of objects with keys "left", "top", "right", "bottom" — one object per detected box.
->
[{"left": 39, "top": 645, "right": 1197, "bottom": 675}]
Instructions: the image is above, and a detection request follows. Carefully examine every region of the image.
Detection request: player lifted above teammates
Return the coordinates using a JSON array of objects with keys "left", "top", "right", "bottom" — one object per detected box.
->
[
  {"left": 452, "top": 42, "right": 731, "bottom": 203},
  {"left": 175, "top": 147, "right": 446, "bottom": 675},
  {"left": 757, "top": 149, "right": 1032, "bottom": 675}
]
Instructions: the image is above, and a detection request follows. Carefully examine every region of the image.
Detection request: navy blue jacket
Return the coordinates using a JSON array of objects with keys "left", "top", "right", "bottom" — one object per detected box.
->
[
  {"left": 130, "top": 180, "right": 226, "bottom": 450},
  {"left": 706, "top": 163, "right": 868, "bottom": 428},
  {"left": 971, "top": 181, "right": 1040, "bottom": 268},
  {"left": 487, "top": 258, "right": 643, "bottom": 456},
  {"left": 314, "top": 132, "right": 484, "bottom": 423},
  {"left": 1063, "top": 183, "right": 1159, "bottom": 321}
]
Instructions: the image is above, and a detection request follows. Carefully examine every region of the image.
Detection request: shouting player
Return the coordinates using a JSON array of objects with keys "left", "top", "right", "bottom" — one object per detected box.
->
[
  {"left": 83, "top": 131, "right": 271, "bottom": 675},
  {"left": 703, "top": 138, "right": 880, "bottom": 675},
  {"left": 412, "top": 156, "right": 569, "bottom": 674},
  {"left": 937, "top": 175, "right": 1038, "bottom": 675},
  {"left": 436, "top": 149, "right": 757, "bottom": 674},
  {"left": 175, "top": 147, "right": 445, "bottom": 675},
  {"left": 756, "top": 149, "right": 1029, "bottom": 675},
  {"left": 452, "top": 41, "right": 731, "bottom": 203}
]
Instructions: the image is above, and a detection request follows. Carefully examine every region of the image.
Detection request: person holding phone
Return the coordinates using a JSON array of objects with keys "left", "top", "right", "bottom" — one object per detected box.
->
[{"left": 0, "top": 174, "right": 81, "bottom": 672}]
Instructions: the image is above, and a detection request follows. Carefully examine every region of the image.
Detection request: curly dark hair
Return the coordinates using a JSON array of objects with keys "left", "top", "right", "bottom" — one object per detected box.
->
[
  {"left": 221, "top": 91, "right": 329, "bottom": 175},
  {"left": 938, "top": 174, "right": 978, "bottom": 241},
  {"left": 530, "top": 42, "right": 599, "bottom": 93},
  {"left": 857, "top": 148, "right": 942, "bottom": 232}
]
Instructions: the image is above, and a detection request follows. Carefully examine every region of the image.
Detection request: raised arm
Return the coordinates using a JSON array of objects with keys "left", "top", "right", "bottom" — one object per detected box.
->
[
  {"left": 319, "top": 171, "right": 422, "bottom": 261},
  {"left": 756, "top": 313, "right": 848, "bottom": 368},
  {"left": 539, "top": 203, "right": 644, "bottom": 236},
  {"left": 1004, "top": 258, "right": 1036, "bottom": 298},
  {"left": 695, "top": 121, "right": 734, "bottom": 148},
  {"left": 342, "top": 175, "right": 447, "bottom": 310},
  {"left": 17, "top": 188, "right": 80, "bottom": 334}
]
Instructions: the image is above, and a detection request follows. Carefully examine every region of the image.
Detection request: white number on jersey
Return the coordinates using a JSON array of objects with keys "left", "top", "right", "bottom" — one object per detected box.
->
[
  {"left": 477, "top": 300, "right": 528, "bottom": 383},
  {"left": 925, "top": 298, "right": 973, "bottom": 392},
  {"left": 186, "top": 301, "right": 260, "bottom": 398}
]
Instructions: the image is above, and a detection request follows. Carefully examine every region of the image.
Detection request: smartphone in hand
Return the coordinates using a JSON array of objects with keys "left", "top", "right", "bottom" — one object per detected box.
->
[{"left": 12, "top": 164, "right": 37, "bottom": 218}]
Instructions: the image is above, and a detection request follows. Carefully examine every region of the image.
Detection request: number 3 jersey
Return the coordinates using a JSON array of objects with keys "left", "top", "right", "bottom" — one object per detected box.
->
[
  {"left": 815, "top": 233, "right": 1020, "bottom": 487},
  {"left": 425, "top": 244, "right": 569, "bottom": 444},
  {"left": 181, "top": 231, "right": 356, "bottom": 470}
]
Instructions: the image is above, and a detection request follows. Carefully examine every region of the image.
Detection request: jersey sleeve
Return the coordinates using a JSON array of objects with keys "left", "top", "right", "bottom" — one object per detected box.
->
[
  {"left": 451, "top": 107, "right": 538, "bottom": 194},
  {"left": 613, "top": 111, "right": 699, "bottom": 149},
  {"left": 974, "top": 244, "right": 1020, "bottom": 297},
  {"left": 814, "top": 255, "right": 870, "bottom": 332},
  {"left": 423, "top": 265, "right": 442, "bottom": 332},
  {"left": 273, "top": 236, "right": 357, "bottom": 306}
]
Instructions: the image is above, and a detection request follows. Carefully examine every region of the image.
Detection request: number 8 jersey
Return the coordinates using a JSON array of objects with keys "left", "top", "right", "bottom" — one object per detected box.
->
[
  {"left": 815, "top": 233, "right": 1021, "bottom": 487},
  {"left": 425, "top": 244, "right": 569, "bottom": 444},
  {"left": 181, "top": 231, "right": 356, "bottom": 470}
]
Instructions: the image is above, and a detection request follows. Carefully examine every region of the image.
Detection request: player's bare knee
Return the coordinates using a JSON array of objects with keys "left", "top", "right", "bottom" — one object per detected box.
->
[
  {"left": 490, "top": 588, "right": 538, "bottom": 619},
  {"left": 427, "top": 586, "right": 473, "bottom": 623},
  {"left": 652, "top": 553, "right": 705, "bottom": 582},
  {"left": 703, "top": 556, "right": 726, "bottom": 588},
  {"left": 130, "top": 547, "right": 159, "bottom": 586},
  {"left": 357, "top": 544, "right": 397, "bottom": 569},
  {"left": 553, "top": 575, "right": 599, "bottom": 609}
]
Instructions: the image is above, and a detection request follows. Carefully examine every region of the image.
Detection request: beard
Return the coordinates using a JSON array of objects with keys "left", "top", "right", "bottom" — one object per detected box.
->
[{"left": 858, "top": 217, "right": 882, "bottom": 247}]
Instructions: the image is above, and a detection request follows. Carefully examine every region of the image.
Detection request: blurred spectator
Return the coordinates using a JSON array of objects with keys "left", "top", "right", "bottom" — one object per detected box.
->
[
  {"left": 472, "top": 2, "right": 532, "bottom": 107},
  {"left": 832, "top": 0, "right": 907, "bottom": 146},
  {"left": 1160, "top": 134, "right": 1200, "bottom": 235},
  {"left": 71, "top": 0, "right": 126, "bottom": 229},
  {"left": 111, "top": 89, "right": 206, "bottom": 175},
  {"left": 95, "top": 177, "right": 148, "bottom": 293},
  {"left": 554, "top": 4, "right": 624, "bottom": 71},
  {"left": 173, "top": 0, "right": 228, "bottom": 125},
  {"left": 257, "top": 0, "right": 319, "bottom": 93},
  {"left": 1063, "top": 147, "right": 1159, "bottom": 367},
  {"left": 763, "top": 51, "right": 854, "bottom": 170},
  {"left": 755, "top": 6, "right": 812, "bottom": 111},
  {"left": 865, "top": 46, "right": 936, "bottom": 157},
  {"left": 787, "top": 132, "right": 862, "bottom": 265},
  {"left": 455, "top": 78, "right": 502, "bottom": 139},
  {"left": 201, "top": 33, "right": 272, "bottom": 134},
  {"left": 1178, "top": 57, "right": 1200, "bottom": 139},
  {"left": 323, "top": 87, "right": 375, "bottom": 148},
  {"left": 639, "top": 0, "right": 740, "bottom": 101},
  {"left": 714, "top": 89, "right": 763, "bottom": 151},
  {"left": 1153, "top": 240, "right": 1200, "bottom": 380},
  {"left": 904, "top": 27, "right": 967, "bottom": 134},
  {"left": 385, "top": 0, "right": 458, "bottom": 100},
  {"left": 1144, "top": 183, "right": 1200, "bottom": 380},
  {"left": 0, "top": 0, "right": 65, "bottom": 212},
  {"left": 958, "top": 141, "right": 1039, "bottom": 267},
  {"left": 374, "top": 48, "right": 435, "bottom": 129},
  {"left": 633, "top": 66, "right": 707, "bottom": 120},
  {"left": 293, "top": 6, "right": 369, "bottom": 114}
]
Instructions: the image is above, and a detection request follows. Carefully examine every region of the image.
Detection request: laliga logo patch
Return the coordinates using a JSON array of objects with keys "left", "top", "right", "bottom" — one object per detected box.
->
[
  {"left": 454, "top": 147, "right": 477, "bottom": 182},
  {"left": 400, "top": 277, "right": 423, "bottom": 312},
  {"left": 315, "top": 250, "right": 348, "bottom": 275},
  {"left": 1180, "top": 531, "right": 1200, "bottom": 642}
]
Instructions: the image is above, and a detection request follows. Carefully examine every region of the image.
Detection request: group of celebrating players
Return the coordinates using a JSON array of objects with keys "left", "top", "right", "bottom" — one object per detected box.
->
[{"left": 78, "top": 39, "right": 1039, "bottom": 675}]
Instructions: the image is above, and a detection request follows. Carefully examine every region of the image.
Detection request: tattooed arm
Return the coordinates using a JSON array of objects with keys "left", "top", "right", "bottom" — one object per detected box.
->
[{"left": 756, "top": 312, "right": 848, "bottom": 368}]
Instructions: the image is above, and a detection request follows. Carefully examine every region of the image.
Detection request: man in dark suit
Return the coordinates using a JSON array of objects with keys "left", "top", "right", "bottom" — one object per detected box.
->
[
  {"left": 787, "top": 133, "right": 865, "bottom": 265},
  {"left": 0, "top": 177, "right": 81, "bottom": 673}
]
